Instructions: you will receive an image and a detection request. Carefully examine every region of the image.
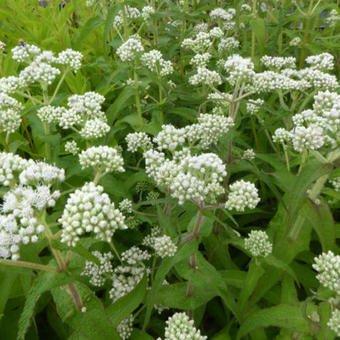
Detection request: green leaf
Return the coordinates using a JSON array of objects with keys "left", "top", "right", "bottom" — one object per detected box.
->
[
  {"left": 238, "top": 259, "right": 265, "bottom": 314},
  {"left": 237, "top": 304, "right": 310, "bottom": 339},
  {"left": 106, "top": 274, "right": 147, "bottom": 327},
  {"left": 52, "top": 282, "right": 120, "bottom": 340},
  {"left": 154, "top": 282, "right": 216, "bottom": 310},
  {"left": 73, "top": 16, "right": 105, "bottom": 50},
  {"left": 301, "top": 200, "right": 336, "bottom": 252},
  {"left": 143, "top": 241, "right": 197, "bottom": 330},
  {"left": 17, "top": 269, "right": 73, "bottom": 340},
  {"left": 263, "top": 255, "right": 298, "bottom": 283}
]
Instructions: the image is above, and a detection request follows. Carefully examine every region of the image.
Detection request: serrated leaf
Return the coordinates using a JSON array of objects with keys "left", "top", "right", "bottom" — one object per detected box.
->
[{"left": 237, "top": 304, "right": 310, "bottom": 339}]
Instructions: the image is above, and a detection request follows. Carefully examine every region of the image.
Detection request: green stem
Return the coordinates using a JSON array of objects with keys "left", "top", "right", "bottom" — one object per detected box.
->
[
  {"left": 109, "top": 240, "right": 121, "bottom": 261},
  {"left": 134, "top": 70, "right": 143, "bottom": 126},
  {"left": 43, "top": 122, "right": 51, "bottom": 162},
  {"left": 283, "top": 144, "right": 290, "bottom": 172},
  {"left": 159, "top": 84, "right": 163, "bottom": 125},
  {"left": 122, "top": 5, "right": 129, "bottom": 40},
  {"left": 0, "top": 258, "right": 59, "bottom": 272},
  {"left": 48, "top": 69, "right": 69, "bottom": 105},
  {"left": 251, "top": 0, "right": 257, "bottom": 62}
]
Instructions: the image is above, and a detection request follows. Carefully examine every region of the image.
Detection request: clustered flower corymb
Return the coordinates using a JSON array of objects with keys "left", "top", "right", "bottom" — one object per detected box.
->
[
  {"left": 59, "top": 182, "right": 127, "bottom": 247},
  {"left": 244, "top": 230, "right": 272, "bottom": 258},
  {"left": 0, "top": 152, "right": 64, "bottom": 260},
  {"left": 157, "top": 312, "right": 207, "bottom": 340},
  {"left": 272, "top": 90, "right": 340, "bottom": 154},
  {"left": 109, "top": 246, "right": 150, "bottom": 303}
]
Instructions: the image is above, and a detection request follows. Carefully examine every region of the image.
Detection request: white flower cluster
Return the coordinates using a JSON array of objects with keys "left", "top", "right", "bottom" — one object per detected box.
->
[
  {"left": 113, "top": 6, "right": 141, "bottom": 27},
  {"left": 182, "top": 32, "right": 212, "bottom": 53},
  {"left": 247, "top": 98, "right": 264, "bottom": 115},
  {"left": 330, "top": 177, "right": 340, "bottom": 192},
  {"left": 244, "top": 230, "right": 272, "bottom": 257},
  {"left": 157, "top": 312, "right": 207, "bottom": 340},
  {"left": 142, "top": 226, "right": 162, "bottom": 247},
  {"left": 56, "top": 49, "right": 83, "bottom": 72},
  {"left": 109, "top": 246, "right": 150, "bottom": 302},
  {"left": 190, "top": 53, "right": 211, "bottom": 68},
  {"left": 328, "top": 309, "right": 340, "bottom": 337},
  {"left": 154, "top": 125, "right": 186, "bottom": 151},
  {"left": 141, "top": 50, "right": 174, "bottom": 76},
  {"left": 0, "top": 154, "right": 63, "bottom": 259},
  {"left": 37, "top": 105, "right": 65, "bottom": 124},
  {"left": 141, "top": 6, "right": 155, "bottom": 21},
  {"left": 0, "top": 152, "right": 29, "bottom": 186},
  {"left": 273, "top": 91, "right": 339, "bottom": 153},
  {"left": 153, "top": 235, "right": 177, "bottom": 258},
  {"left": 0, "top": 41, "right": 5, "bottom": 51},
  {"left": 218, "top": 37, "right": 240, "bottom": 53},
  {"left": 126, "top": 131, "right": 153, "bottom": 152},
  {"left": 117, "top": 37, "right": 144, "bottom": 62},
  {"left": 0, "top": 93, "right": 24, "bottom": 133},
  {"left": 79, "top": 146, "right": 124, "bottom": 174},
  {"left": 209, "top": 27, "right": 224, "bottom": 39},
  {"left": 11, "top": 43, "right": 41, "bottom": 63},
  {"left": 242, "top": 149, "right": 256, "bottom": 161},
  {"left": 326, "top": 9, "right": 340, "bottom": 28},
  {"left": 210, "top": 7, "right": 235, "bottom": 22},
  {"left": 81, "top": 251, "right": 113, "bottom": 286},
  {"left": 119, "top": 199, "right": 133, "bottom": 213},
  {"left": 260, "top": 56, "right": 296, "bottom": 70},
  {"left": 65, "top": 140, "right": 80, "bottom": 155},
  {"left": 19, "top": 61, "right": 60, "bottom": 86},
  {"left": 306, "top": 53, "right": 334, "bottom": 71},
  {"left": 289, "top": 37, "right": 301, "bottom": 47},
  {"left": 225, "top": 180, "right": 260, "bottom": 211},
  {"left": 0, "top": 76, "right": 25, "bottom": 95},
  {"left": 225, "top": 55, "right": 255, "bottom": 85},
  {"left": 189, "top": 67, "right": 222, "bottom": 86},
  {"left": 53, "top": 92, "right": 110, "bottom": 140},
  {"left": 59, "top": 182, "right": 127, "bottom": 247},
  {"left": 117, "top": 315, "right": 134, "bottom": 340},
  {"left": 185, "top": 113, "right": 234, "bottom": 149},
  {"left": 312, "top": 251, "right": 340, "bottom": 294}
]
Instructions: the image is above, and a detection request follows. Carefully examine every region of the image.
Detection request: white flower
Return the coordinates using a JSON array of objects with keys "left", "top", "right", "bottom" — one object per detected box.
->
[
  {"left": 313, "top": 251, "right": 340, "bottom": 294},
  {"left": 79, "top": 146, "right": 124, "bottom": 174},
  {"left": 0, "top": 76, "right": 24, "bottom": 94},
  {"left": 126, "top": 132, "right": 153, "bottom": 152},
  {"left": 159, "top": 312, "right": 207, "bottom": 340},
  {"left": 272, "top": 128, "right": 292, "bottom": 144},
  {"left": 326, "top": 9, "right": 340, "bottom": 28},
  {"left": 0, "top": 93, "right": 24, "bottom": 133},
  {"left": 117, "top": 315, "right": 134, "bottom": 340},
  {"left": 19, "top": 161, "right": 65, "bottom": 185},
  {"left": 190, "top": 53, "right": 211, "bottom": 68},
  {"left": 328, "top": 309, "right": 340, "bottom": 336},
  {"left": 260, "top": 56, "right": 296, "bottom": 70},
  {"left": 242, "top": 149, "right": 256, "bottom": 160},
  {"left": 141, "top": 6, "right": 155, "bottom": 20},
  {"left": 218, "top": 37, "right": 239, "bottom": 53},
  {"left": 65, "top": 140, "right": 80, "bottom": 155},
  {"left": 153, "top": 235, "right": 177, "bottom": 258},
  {"left": 119, "top": 199, "right": 133, "bottom": 213},
  {"left": 37, "top": 105, "right": 65, "bottom": 124},
  {"left": 306, "top": 53, "right": 334, "bottom": 71},
  {"left": 0, "top": 152, "right": 29, "bottom": 186},
  {"left": 209, "top": 27, "right": 224, "bottom": 39},
  {"left": 11, "top": 43, "right": 41, "bottom": 63},
  {"left": 141, "top": 50, "right": 173, "bottom": 76},
  {"left": 225, "top": 55, "right": 255, "bottom": 85},
  {"left": 291, "top": 125, "right": 325, "bottom": 152},
  {"left": 225, "top": 180, "right": 260, "bottom": 211},
  {"left": 154, "top": 125, "right": 186, "bottom": 151},
  {"left": 210, "top": 8, "right": 234, "bottom": 21},
  {"left": 19, "top": 61, "right": 60, "bottom": 86},
  {"left": 189, "top": 67, "right": 221, "bottom": 86},
  {"left": 59, "top": 182, "right": 127, "bottom": 247},
  {"left": 244, "top": 230, "right": 272, "bottom": 257},
  {"left": 0, "top": 41, "right": 6, "bottom": 51},
  {"left": 79, "top": 118, "right": 110, "bottom": 139},
  {"left": 181, "top": 32, "right": 212, "bottom": 53},
  {"left": 117, "top": 37, "right": 144, "bottom": 62},
  {"left": 81, "top": 251, "right": 113, "bottom": 286},
  {"left": 289, "top": 37, "right": 301, "bottom": 47},
  {"left": 56, "top": 49, "right": 83, "bottom": 71},
  {"left": 247, "top": 98, "right": 264, "bottom": 115}
]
